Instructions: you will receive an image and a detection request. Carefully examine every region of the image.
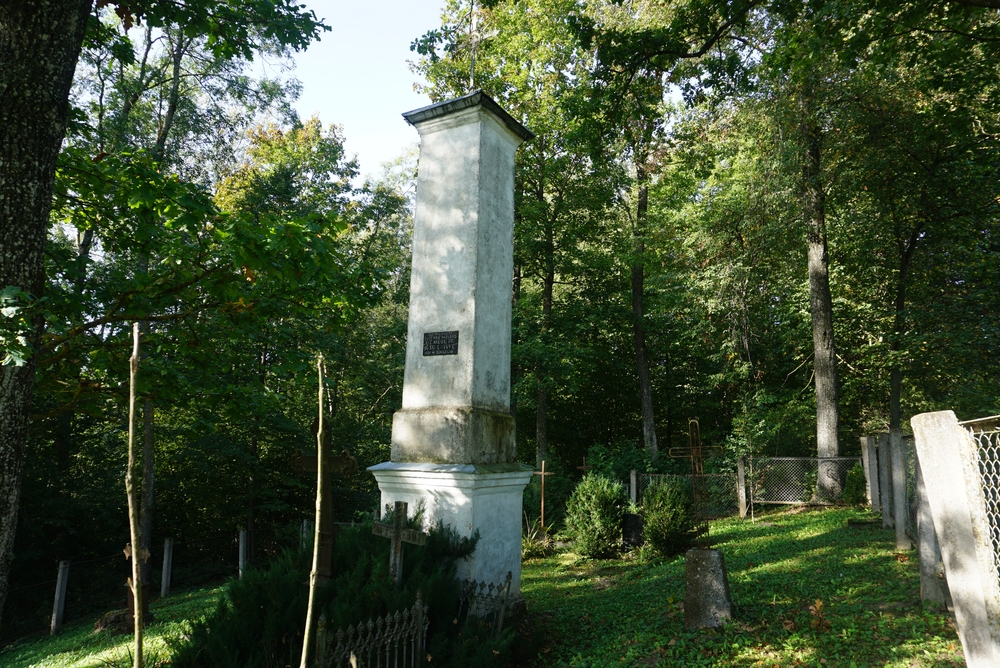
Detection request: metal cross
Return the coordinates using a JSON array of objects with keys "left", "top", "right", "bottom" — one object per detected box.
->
[
  {"left": 667, "top": 419, "right": 722, "bottom": 548},
  {"left": 576, "top": 457, "right": 594, "bottom": 476},
  {"left": 533, "top": 460, "right": 555, "bottom": 529},
  {"left": 372, "top": 501, "right": 428, "bottom": 587}
]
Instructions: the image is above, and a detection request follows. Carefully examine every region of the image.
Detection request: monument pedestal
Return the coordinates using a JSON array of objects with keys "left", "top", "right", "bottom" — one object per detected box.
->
[{"left": 369, "top": 462, "right": 533, "bottom": 596}]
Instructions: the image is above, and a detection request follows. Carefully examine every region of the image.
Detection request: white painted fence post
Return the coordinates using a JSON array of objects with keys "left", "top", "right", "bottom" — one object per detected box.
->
[
  {"left": 50, "top": 560, "right": 70, "bottom": 635},
  {"left": 239, "top": 528, "right": 247, "bottom": 579},
  {"left": 890, "top": 428, "right": 912, "bottom": 550},
  {"left": 877, "top": 433, "right": 893, "bottom": 528},
  {"left": 911, "top": 410, "right": 1000, "bottom": 667},
  {"left": 160, "top": 538, "right": 173, "bottom": 598}
]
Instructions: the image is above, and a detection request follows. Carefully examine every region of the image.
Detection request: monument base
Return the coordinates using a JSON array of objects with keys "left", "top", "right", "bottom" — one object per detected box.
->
[{"left": 368, "top": 461, "right": 533, "bottom": 596}]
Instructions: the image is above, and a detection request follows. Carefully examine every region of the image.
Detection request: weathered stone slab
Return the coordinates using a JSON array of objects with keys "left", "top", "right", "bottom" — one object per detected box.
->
[{"left": 684, "top": 548, "right": 733, "bottom": 630}]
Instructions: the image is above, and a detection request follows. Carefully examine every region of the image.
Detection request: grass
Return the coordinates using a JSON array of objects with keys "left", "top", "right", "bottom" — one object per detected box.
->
[
  {"left": 0, "top": 585, "right": 223, "bottom": 668},
  {"left": 520, "top": 506, "right": 964, "bottom": 667},
  {"left": 0, "top": 507, "right": 965, "bottom": 667}
]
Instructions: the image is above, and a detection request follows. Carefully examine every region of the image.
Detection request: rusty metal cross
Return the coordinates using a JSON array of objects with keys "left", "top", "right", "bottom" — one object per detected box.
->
[
  {"left": 372, "top": 501, "right": 428, "bottom": 587},
  {"left": 667, "top": 419, "right": 723, "bottom": 548},
  {"left": 576, "top": 457, "right": 594, "bottom": 476},
  {"left": 533, "top": 460, "right": 555, "bottom": 529}
]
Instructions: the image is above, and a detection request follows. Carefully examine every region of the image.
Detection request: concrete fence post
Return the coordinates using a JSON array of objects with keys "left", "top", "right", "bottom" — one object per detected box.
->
[
  {"left": 629, "top": 470, "right": 637, "bottom": 505},
  {"left": 860, "top": 435, "right": 879, "bottom": 511},
  {"left": 50, "top": 560, "right": 70, "bottom": 635},
  {"left": 915, "top": 457, "right": 950, "bottom": 608},
  {"left": 911, "top": 410, "right": 1000, "bottom": 667},
  {"left": 890, "top": 428, "right": 912, "bottom": 550},
  {"left": 737, "top": 458, "right": 748, "bottom": 519},
  {"left": 161, "top": 538, "right": 174, "bottom": 598},
  {"left": 239, "top": 528, "right": 247, "bottom": 579},
  {"left": 877, "top": 433, "right": 893, "bottom": 528}
]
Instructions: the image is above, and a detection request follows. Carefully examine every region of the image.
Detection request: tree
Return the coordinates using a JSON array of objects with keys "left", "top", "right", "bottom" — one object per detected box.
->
[{"left": 0, "top": 0, "right": 325, "bottom": 620}]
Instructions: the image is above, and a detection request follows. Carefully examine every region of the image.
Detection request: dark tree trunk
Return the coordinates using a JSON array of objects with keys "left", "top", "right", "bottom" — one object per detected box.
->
[
  {"left": 0, "top": 0, "right": 93, "bottom": 620},
  {"left": 632, "top": 163, "right": 658, "bottom": 459},
  {"left": 890, "top": 225, "right": 920, "bottom": 433},
  {"left": 800, "top": 110, "right": 840, "bottom": 498}
]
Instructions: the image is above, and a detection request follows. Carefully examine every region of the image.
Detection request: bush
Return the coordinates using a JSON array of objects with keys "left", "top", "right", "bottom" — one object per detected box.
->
[
  {"left": 169, "top": 520, "right": 511, "bottom": 668},
  {"left": 564, "top": 474, "right": 626, "bottom": 558},
  {"left": 842, "top": 463, "right": 868, "bottom": 506},
  {"left": 641, "top": 480, "right": 696, "bottom": 557}
]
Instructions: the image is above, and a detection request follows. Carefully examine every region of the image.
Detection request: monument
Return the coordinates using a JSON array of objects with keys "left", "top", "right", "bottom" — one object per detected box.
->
[{"left": 368, "top": 91, "right": 534, "bottom": 596}]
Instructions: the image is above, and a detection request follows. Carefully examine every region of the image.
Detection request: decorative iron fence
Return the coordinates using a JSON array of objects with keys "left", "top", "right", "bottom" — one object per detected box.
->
[
  {"left": 319, "top": 593, "right": 429, "bottom": 668},
  {"left": 635, "top": 473, "right": 739, "bottom": 520},
  {"left": 457, "top": 571, "right": 512, "bottom": 636},
  {"left": 746, "top": 457, "right": 861, "bottom": 506}
]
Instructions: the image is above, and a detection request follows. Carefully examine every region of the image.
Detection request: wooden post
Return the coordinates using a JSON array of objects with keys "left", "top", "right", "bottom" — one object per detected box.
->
[
  {"left": 629, "top": 469, "right": 637, "bottom": 505},
  {"left": 50, "top": 560, "right": 69, "bottom": 635},
  {"left": 239, "top": 528, "right": 247, "bottom": 578},
  {"left": 160, "top": 538, "right": 173, "bottom": 598},
  {"left": 737, "top": 458, "right": 748, "bottom": 519}
]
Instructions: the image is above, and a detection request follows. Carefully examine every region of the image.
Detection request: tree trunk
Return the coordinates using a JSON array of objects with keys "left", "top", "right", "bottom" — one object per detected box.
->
[
  {"left": 889, "top": 226, "right": 920, "bottom": 433},
  {"left": 632, "top": 163, "right": 658, "bottom": 459},
  {"left": 0, "top": 0, "right": 93, "bottom": 620},
  {"left": 801, "top": 109, "right": 840, "bottom": 498},
  {"left": 126, "top": 324, "right": 145, "bottom": 668}
]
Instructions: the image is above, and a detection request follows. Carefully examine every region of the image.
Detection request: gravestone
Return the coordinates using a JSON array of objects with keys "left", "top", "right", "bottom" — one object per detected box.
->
[{"left": 369, "top": 91, "right": 534, "bottom": 596}]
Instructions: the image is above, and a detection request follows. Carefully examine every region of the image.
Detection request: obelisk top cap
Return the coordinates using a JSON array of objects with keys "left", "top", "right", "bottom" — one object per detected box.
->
[{"left": 402, "top": 90, "right": 534, "bottom": 142}]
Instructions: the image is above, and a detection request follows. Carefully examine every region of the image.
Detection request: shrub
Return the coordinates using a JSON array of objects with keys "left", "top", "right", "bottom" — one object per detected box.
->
[
  {"left": 641, "top": 480, "right": 696, "bottom": 557},
  {"left": 564, "top": 474, "right": 626, "bottom": 558},
  {"left": 169, "top": 520, "right": 511, "bottom": 668},
  {"left": 842, "top": 463, "right": 868, "bottom": 506}
]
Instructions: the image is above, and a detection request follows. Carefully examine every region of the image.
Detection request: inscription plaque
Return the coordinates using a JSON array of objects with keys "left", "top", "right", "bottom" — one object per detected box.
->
[{"left": 423, "top": 330, "right": 459, "bottom": 356}]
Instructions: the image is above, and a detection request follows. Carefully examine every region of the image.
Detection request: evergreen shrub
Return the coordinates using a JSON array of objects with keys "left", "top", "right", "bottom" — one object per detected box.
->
[
  {"left": 169, "top": 519, "right": 512, "bottom": 668},
  {"left": 564, "top": 474, "right": 626, "bottom": 558},
  {"left": 842, "top": 463, "right": 868, "bottom": 506},
  {"left": 641, "top": 480, "right": 696, "bottom": 557}
]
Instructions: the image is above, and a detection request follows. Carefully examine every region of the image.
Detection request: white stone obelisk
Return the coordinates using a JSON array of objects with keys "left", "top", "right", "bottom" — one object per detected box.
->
[{"left": 369, "top": 91, "right": 534, "bottom": 595}]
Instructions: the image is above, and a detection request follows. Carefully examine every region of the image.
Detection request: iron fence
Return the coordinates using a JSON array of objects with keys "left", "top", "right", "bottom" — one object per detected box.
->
[
  {"left": 961, "top": 416, "right": 1000, "bottom": 583},
  {"left": 319, "top": 593, "right": 429, "bottom": 668},
  {"left": 457, "top": 571, "right": 512, "bottom": 636},
  {"left": 636, "top": 473, "right": 739, "bottom": 520},
  {"left": 746, "top": 457, "right": 861, "bottom": 506}
]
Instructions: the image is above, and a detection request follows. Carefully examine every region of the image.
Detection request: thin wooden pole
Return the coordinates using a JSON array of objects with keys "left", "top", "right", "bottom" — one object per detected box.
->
[
  {"left": 126, "top": 322, "right": 144, "bottom": 668},
  {"left": 300, "top": 355, "right": 326, "bottom": 668},
  {"left": 50, "top": 560, "right": 69, "bottom": 635},
  {"left": 239, "top": 528, "right": 247, "bottom": 578}
]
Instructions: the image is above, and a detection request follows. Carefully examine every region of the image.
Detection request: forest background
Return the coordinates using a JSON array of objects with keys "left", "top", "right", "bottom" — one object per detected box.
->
[{"left": 0, "top": 0, "right": 998, "bottom": 637}]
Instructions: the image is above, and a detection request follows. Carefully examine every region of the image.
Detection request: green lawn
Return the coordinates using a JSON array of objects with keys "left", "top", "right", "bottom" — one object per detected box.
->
[
  {"left": 520, "top": 507, "right": 964, "bottom": 667},
  {"left": 0, "top": 507, "right": 966, "bottom": 667},
  {"left": 0, "top": 585, "right": 223, "bottom": 668}
]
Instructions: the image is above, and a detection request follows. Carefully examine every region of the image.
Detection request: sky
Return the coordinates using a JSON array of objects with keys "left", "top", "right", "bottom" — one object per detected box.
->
[{"left": 285, "top": 0, "right": 449, "bottom": 181}]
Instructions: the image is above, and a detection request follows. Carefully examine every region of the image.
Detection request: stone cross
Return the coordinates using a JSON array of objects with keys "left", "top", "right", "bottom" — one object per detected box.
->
[
  {"left": 292, "top": 429, "right": 357, "bottom": 584},
  {"left": 533, "top": 460, "right": 555, "bottom": 529},
  {"left": 373, "top": 501, "right": 428, "bottom": 586}
]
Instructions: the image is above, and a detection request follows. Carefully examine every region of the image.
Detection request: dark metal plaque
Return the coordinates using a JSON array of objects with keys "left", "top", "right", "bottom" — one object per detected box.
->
[{"left": 423, "top": 330, "right": 459, "bottom": 356}]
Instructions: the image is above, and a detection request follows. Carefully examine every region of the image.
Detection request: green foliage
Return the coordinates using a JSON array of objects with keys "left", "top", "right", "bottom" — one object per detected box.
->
[
  {"left": 842, "top": 463, "right": 868, "bottom": 506},
  {"left": 564, "top": 474, "right": 626, "bottom": 558},
  {"left": 640, "top": 480, "right": 696, "bottom": 558},
  {"left": 169, "top": 521, "right": 511, "bottom": 668},
  {"left": 522, "top": 515, "right": 554, "bottom": 559}
]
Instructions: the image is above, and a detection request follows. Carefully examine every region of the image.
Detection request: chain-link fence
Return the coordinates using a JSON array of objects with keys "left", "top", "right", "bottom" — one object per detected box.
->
[
  {"left": 635, "top": 473, "right": 739, "bottom": 520},
  {"left": 746, "top": 457, "right": 861, "bottom": 506},
  {"left": 962, "top": 416, "right": 1000, "bottom": 583}
]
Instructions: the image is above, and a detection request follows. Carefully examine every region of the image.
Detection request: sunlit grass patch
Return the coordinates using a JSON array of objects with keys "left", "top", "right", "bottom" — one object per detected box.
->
[{"left": 522, "top": 506, "right": 964, "bottom": 667}]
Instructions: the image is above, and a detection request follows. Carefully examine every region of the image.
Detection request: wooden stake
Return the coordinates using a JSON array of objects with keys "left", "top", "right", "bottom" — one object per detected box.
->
[
  {"left": 126, "top": 322, "right": 144, "bottom": 668},
  {"left": 300, "top": 355, "right": 326, "bottom": 668}
]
